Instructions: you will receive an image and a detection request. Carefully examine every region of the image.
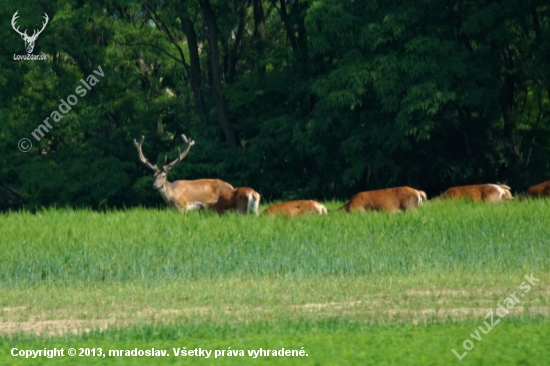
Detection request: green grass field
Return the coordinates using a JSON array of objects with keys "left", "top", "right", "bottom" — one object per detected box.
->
[{"left": 0, "top": 200, "right": 549, "bottom": 364}]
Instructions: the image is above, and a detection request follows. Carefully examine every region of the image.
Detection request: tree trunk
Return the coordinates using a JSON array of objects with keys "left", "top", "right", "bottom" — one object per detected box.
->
[
  {"left": 499, "top": 47, "right": 520, "bottom": 163},
  {"left": 276, "top": 0, "right": 309, "bottom": 76},
  {"left": 181, "top": 16, "right": 209, "bottom": 126},
  {"left": 253, "top": 0, "right": 266, "bottom": 75},
  {"left": 226, "top": 2, "right": 247, "bottom": 84},
  {"left": 201, "top": 0, "right": 237, "bottom": 147},
  {"left": 277, "top": 0, "right": 299, "bottom": 54}
]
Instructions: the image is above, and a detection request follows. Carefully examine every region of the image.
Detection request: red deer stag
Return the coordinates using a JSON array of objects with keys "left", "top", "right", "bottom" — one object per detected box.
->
[
  {"left": 133, "top": 134, "right": 233, "bottom": 212},
  {"left": 339, "top": 187, "right": 426, "bottom": 213},
  {"left": 209, "top": 187, "right": 261, "bottom": 215},
  {"left": 525, "top": 180, "right": 550, "bottom": 198},
  {"left": 262, "top": 200, "right": 328, "bottom": 217},
  {"left": 437, "top": 184, "right": 513, "bottom": 202}
]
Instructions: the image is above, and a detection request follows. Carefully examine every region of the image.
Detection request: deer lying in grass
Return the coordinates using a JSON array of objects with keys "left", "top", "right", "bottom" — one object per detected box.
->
[
  {"left": 339, "top": 186, "right": 427, "bottom": 213},
  {"left": 525, "top": 180, "right": 550, "bottom": 198},
  {"left": 437, "top": 184, "right": 513, "bottom": 202},
  {"left": 262, "top": 200, "right": 327, "bottom": 217},
  {"left": 209, "top": 187, "right": 261, "bottom": 215}
]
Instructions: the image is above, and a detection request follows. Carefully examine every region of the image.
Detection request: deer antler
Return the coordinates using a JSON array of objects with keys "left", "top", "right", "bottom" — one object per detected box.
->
[
  {"left": 164, "top": 134, "right": 196, "bottom": 169},
  {"left": 133, "top": 136, "right": 159, "bottom": 171},
  {"left": 11, "top": 11, "right": 49, "bottom": 40},
  {"left": 11, "top": 11, "right": 28, "bottom": 38},
  {"left": 29, "top": 13, "right": 49, "bottom": 40}
]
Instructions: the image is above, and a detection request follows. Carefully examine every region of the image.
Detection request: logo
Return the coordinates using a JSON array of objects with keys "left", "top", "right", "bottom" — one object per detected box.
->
[{"left": 12, "top": 10, "right": 48, "bottom": 60}]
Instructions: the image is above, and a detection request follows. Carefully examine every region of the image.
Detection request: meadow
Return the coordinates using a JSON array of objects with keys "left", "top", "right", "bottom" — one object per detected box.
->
[{"left": 0, "top": 200, "right": 548, "bottom": 365}]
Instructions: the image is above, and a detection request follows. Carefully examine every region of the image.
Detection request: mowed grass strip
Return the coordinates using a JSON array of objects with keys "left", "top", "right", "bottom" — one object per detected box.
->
[
  {"left": 1, "top": 200, "right": 549, "bottom": 285},
  {"left": 0, "top": 274, "right": 548, "bottom": 330},
  {"left": 0, "top": 317, "right": 549, "bottom": 365}
]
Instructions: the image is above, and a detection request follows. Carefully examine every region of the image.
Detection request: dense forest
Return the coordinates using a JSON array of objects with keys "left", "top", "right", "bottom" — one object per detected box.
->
[{"left": 1, "top": 0, "right": 549, "bottom": 211}]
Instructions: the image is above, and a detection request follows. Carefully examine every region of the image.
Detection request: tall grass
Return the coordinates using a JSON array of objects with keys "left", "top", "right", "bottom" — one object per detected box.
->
[{"left": 1, "top": 200, "right": 548, "bottom": 286}]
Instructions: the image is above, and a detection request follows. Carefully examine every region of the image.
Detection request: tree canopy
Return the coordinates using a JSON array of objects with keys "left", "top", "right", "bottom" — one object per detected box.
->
[{"left": 1, "top": 0, "right": 549, "bottom": 211}]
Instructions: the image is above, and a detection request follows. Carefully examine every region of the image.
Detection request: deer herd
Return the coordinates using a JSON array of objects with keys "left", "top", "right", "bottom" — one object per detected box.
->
[{"left": 134, "top": 134, "right": 550, "bottom": 216}]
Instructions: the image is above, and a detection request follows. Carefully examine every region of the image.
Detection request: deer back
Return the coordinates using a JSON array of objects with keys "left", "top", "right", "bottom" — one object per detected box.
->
[
  {"left": 263, "top": 200, "right": 327, "bottom": 217},
  {"left": 342, "top": 186, "right": 422, "bottom": 213},
  {"left": 526, "top": 180, "right": 550, "bottom": 198},
  {"left": 170, "top": 179, "right": 234, "bottom": 210},
  {"left": 211, "top": 187, "right": 260, "bottom": 215},
  {"left": 440, "top": 184, "right": 513, "bottom": 202}
]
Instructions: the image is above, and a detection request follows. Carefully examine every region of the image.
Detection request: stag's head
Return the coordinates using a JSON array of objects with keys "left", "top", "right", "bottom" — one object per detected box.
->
[
  {"left": 152, "top": 169, "right": 168, "bottom": 190},
  {"left": 133, "top": 135, "right": 195, "bottom": 190},
  {"left": 152, "top": 162, "right": 176, "bottom": 190},
  {"left": 500, "top": 185, "right": 514, "bottom": 201},
  {"left": 12, "top": 11, "right": 49, "bottom": 54}
]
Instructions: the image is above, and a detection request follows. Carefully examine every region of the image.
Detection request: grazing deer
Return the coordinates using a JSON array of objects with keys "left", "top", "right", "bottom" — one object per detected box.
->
[
  {"left": 209, "top": 187, "right": 261, "bottom": 215},
  {"left": 437, "top": 184, "right": 513, "bottom": 202},
  {"left": 525, "top": 180, "right": 550, "bottom": 198},
  {"left": 133, "top": 134, "right": 233, "bottom": 212},
  {"left": 262, "top": 200, "right": 328, "bottom": 217},
  {"left": 339, "top": 187, "right": 426, "bottom": 213}
]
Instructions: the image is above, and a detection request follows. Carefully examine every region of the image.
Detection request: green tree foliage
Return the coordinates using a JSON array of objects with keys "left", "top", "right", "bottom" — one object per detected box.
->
[{"left": 1, "top": 0, "right": 549, "bottom": 210}]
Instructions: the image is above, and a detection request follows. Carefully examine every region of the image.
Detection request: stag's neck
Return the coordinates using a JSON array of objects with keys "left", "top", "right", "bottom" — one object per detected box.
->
[{"left": 158, "top": 182, "right": 177, "bottom": 208}]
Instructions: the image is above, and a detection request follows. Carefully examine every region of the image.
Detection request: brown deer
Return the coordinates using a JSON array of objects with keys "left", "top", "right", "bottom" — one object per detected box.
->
[
  {"left": 133, "top": 134, "right": 233, "bottom": 212},
  {"left": 339, "top": 187, "right": 426, "bottom": 213},
  {"left": 525, "top": 180, "right": 550, "bottom": 198},
  {"left": 262, "top": 200, "right": 328, "bottom": 217},
  {"left": 437, "top": 184, "right": 513, "bottom": 202},
  {"left": 209, "top": 187, "right": 261, "bottom": 215}
]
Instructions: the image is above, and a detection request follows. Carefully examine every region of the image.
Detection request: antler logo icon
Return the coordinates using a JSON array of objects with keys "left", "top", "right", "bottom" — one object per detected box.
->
[{"left": 11, "top": 11, "right": 49, "bottom": 54}]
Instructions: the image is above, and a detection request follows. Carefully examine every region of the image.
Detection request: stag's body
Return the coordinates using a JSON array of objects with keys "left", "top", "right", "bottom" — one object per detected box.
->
[
  {"left": 437, "top": 184, "right": 513, "bottom": 202},
  {"left": 262, "top": 200, "right": 327, "bottom": 217},
  {"left": 159, "top": 179, "right": 233, "bottom": 212},
  {"left": 339, "top": 186, "right": 426, "bottom": 213},
  {"left": 209, "top": 187, "right": 260, "bottom": 215},
  {"left": 134, "top": 134, "right": 233, "bottom": 213},
  {"left": 525, "top": 180, "right": 550, "bottom": 198}
]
